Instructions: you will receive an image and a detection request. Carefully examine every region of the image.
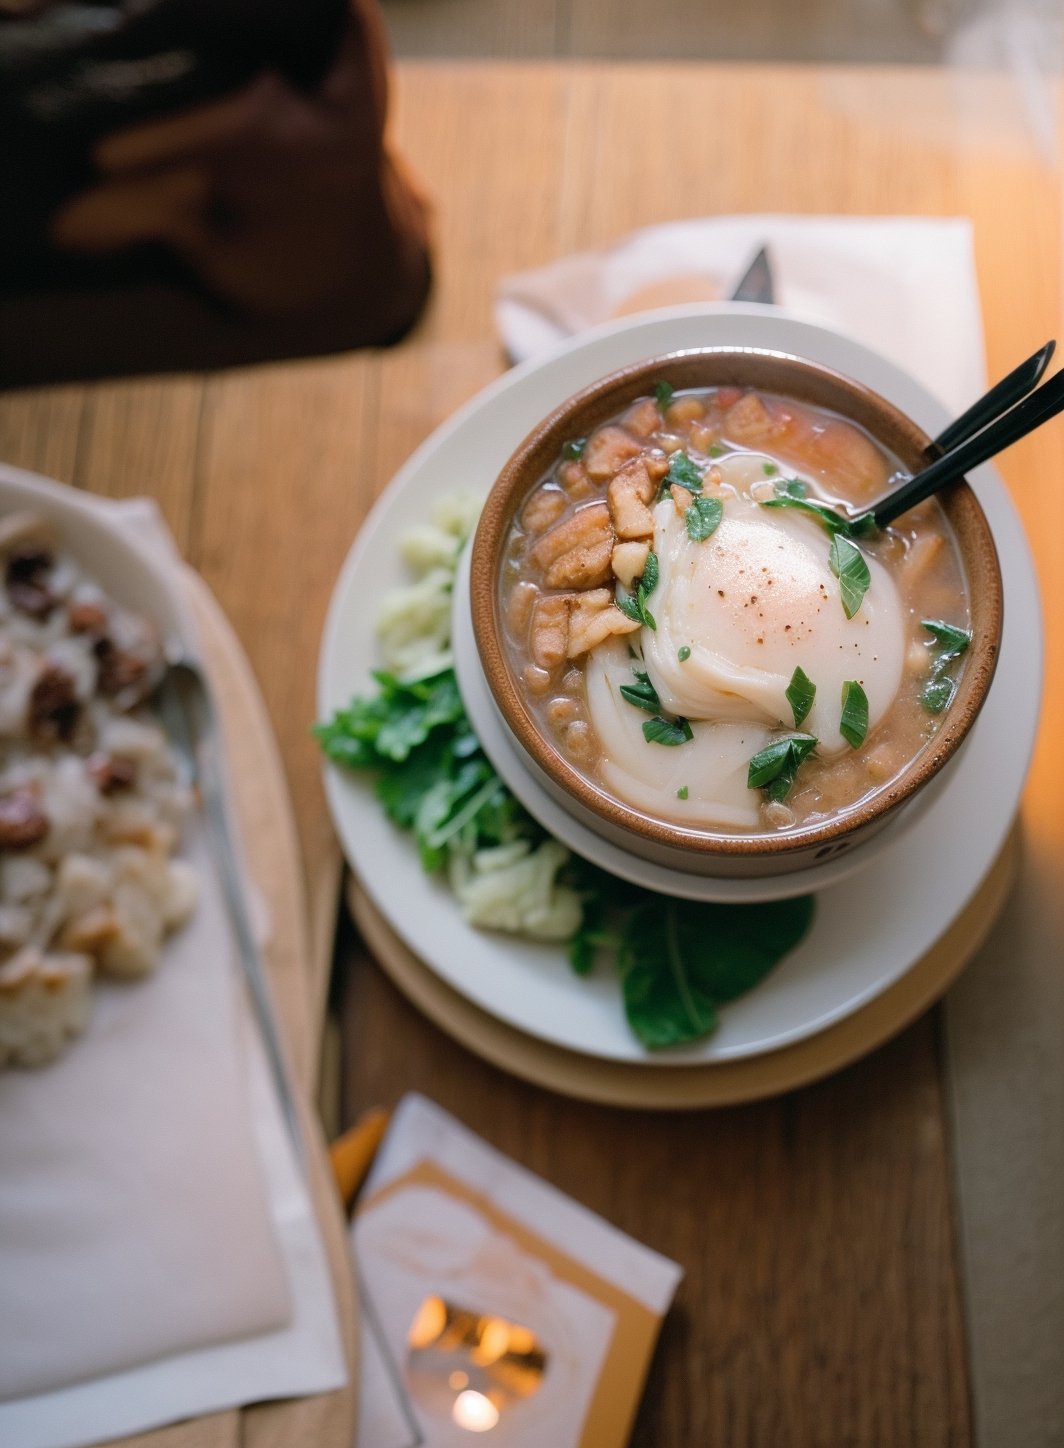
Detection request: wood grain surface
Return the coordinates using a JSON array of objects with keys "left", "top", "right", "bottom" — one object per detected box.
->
[{"left": 1, "top": 61, "right": 1060, "bottom": 1448}]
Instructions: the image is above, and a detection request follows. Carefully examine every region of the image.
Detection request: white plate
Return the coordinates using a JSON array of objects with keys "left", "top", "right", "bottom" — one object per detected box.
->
[{"left": 318, "top": 305, "right": 1041, "bottom": 1065}]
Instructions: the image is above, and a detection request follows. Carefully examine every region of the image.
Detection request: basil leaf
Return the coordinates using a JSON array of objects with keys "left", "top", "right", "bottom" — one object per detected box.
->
[
  {"left": 562, "top": 438, "right": 586, "bottom": 459},
  {"left": 616, "top": 594, "right": 644, "bottom": 624},
  {"left": 654, "top": 380, "right": 674, "bottom": 411},
  {"left": 921, "top": 675, "right": 956, "bottom": 714},
  {"left": 685, "top": 495, "right": 724, "bottom": 542},
  {"left": 678, "top": 645, "right": 691, "bottom": 662},
  {"left": 620, "top": 669, "right": 661, "bottom": 713},
  {"left": 747, "top": 732, "right": 818, "bottom": 800},
  {"left": 828, "top": 535, "right": 871, "bottom": 618},
  {"left": 664, "top": 451, "right": 704, "bottom": 494},
  {"left": 759, "top": 478, "right": 875, "bottom": 540},
  {"left": 642, "top": 715, "right": 694, "bottom": 747},
  {"left": 839, "top": 680, "right": 869, "bottom": 748},
  {"left": 676, "top": 785, "right": 689, "bottom": 800},
  {"left": 640, "top": 549, "right": 660, "bottom": 596},
  {"left": 618, "top": 895, "right": 815, "bottom": 1048},
  {"left": 922, "top": 618, "right": 971, "bottom": 659},
  {"left": 786, "top": 666, "right": 816, "bottom": 729}
]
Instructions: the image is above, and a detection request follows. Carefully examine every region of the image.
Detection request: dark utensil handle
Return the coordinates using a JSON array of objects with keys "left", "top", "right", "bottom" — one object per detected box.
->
[
  {"left": 932, "top": 340, "right": 1055, "bottom": 453},
  {"left": 874, "top": 364, "right": 1064, "bottom": 527}
]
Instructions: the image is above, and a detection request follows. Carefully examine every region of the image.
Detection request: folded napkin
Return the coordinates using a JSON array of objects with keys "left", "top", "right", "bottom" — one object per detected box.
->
[
  {"left": 351, "top": 1095, "right": 682, "bottom": 1448},
  {"left": 0, "top": 488, "right": 346, "bottom": 1448},
  {"left": 496, "top": 214, "right": 986, "bottom": 414}
]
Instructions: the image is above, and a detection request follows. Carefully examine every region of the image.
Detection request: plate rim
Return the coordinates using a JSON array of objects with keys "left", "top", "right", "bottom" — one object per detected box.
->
[{"left": 317, "top": 304, "right": 1042, "bottom": 1066}]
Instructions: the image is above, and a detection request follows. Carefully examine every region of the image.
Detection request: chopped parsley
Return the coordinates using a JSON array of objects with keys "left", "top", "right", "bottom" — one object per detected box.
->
[
  {"left": 616, "top": 549, "right": 660, "bottom": 630},
  {"left": 661, "top": 450, "right": 704, "bottom": 497},
  {"left": 562, "top": 438, "right": 586, "bottom": 460},
  {"left": 678, "top": 645, "right": 691, "bottom": 662},
  {"left": 919, "top": 618, "right": 972, "bottom": 714},
  {"left": 654, "top": 380, "right": 675, "bottom": 412},
  {"left": 619, "top": 669, "right": 661, "bottom": 713},
  {"left": 642, "top": 714, "right": 694, "bottom": 747},
  {"left": 758, "top": 477, "right": 875, "bottom": 539},
  {"left": 747, "top": 732, "right": 818, "bottom": 802}
]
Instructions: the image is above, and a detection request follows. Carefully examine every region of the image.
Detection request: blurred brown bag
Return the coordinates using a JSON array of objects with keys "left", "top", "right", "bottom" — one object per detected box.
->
[{"left": 0, "top": 0, "right": 432, "bottom": 384}]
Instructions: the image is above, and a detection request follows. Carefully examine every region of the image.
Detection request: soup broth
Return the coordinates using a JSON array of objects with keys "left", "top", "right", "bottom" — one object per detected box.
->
[{"left": 499, "top": 385, "right": 971, "bottom": 834}]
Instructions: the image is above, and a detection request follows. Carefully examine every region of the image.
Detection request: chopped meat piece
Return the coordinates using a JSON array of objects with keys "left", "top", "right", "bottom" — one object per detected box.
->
[
  {"left": 582, "top": 426, "right": 643, "bottom": 481},
  {"left": 644, "top": 452, "right": 669, "bottom": 483},
  {"left": 558, "top": 460, "right": 595, "bottom": 500},
  {"left": 611, "top": 540, "right": 651, "bottom": 588},
  {"left": 520, "top": 488, "right": 568, "bottom": 537},
  {"left": 723, "top": 391, "right": 790, "bottom": 447},
  {"left": 543, "top": 539, "right": 613, "bottom": 590},
  {"left": 28, "top": 665, "right": 80, "bottom": 744},
  {"left": 670, "top": 484, "right": 694, "bottom": 514},
  {"left": 94, "top": 639, "right": 151, "bottom": 701},
  {"left": 67, "top": 601, "right": 108, "bottom": 634},
  {"left": 530, "top": 594, "right": 573, "bottom": 670},
  {"left": 566, "top": 588, "right": 641, "bottom": 657},
  {"left": 528, "top": 503, "right": 612, "bottom": 573},
  {"left": 85, "top": 753, "right": 137, "bottom": 795},
  {"left": 0, "top": 788, "right": 49, "bottom": 850},
  {"left": 623, "top": 398, "right": 662, "bottom": 438},
  {"left": 607, "top": 459, "right": 656, "bottom": 540}
]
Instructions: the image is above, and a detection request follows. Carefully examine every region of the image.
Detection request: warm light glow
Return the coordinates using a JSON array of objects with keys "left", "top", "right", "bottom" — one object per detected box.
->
[
  {"left": 408, "top": 1295, "right": 447, "bottom": 1350},
  {"left": 449, "top": 1370, "right": 470, "bottom": 1390},
  {"left": 452, "top": 1390, "right": 500, "bottom": 1432},
  {"left": 470, "top": 1317, "right": 511, "bottom": 1367}
]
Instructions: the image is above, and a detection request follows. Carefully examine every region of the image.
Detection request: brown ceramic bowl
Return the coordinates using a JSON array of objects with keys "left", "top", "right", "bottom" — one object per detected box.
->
[{"left": 469, "top": 348, "right": 1003, "bottom": 878}]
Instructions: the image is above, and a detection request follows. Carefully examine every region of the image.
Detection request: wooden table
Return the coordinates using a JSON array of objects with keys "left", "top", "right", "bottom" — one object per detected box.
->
[{"left": 1, "top": 61, "right": 1061, "bottom": 1448}]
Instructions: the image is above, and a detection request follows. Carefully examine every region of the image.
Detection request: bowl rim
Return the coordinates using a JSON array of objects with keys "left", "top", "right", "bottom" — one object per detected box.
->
[{"left": 470, "top": 346, "right": 1004, "bottom": 861}]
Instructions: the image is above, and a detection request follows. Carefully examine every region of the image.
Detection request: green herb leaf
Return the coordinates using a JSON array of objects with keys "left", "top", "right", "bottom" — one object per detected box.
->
[
  {"left": 922, "top": 619, "right": 971, "bottom": 659},
  {"left": 759, "top": 478, "right": 874, "bottom": 540},
  {"left": 839, "top": 680, "right": 869, "bottom": 748},
  {"left": 747, "top": 733, "right": 818, "bottom": 801},
  {"left": 708, "top": 444, "right": 725, "bottom": 458},
  {"left": 677, "top": 785, "right": 689, "bottom": 800},
  {"left": 562, "top": 438, "right": 586, "bottom": 460},
  {"left": 642, "top": 715, "right": 694, "bottom": 747},
  {"left": 618, "top": 896, "right": 815, "bottom": 1047},
  {"left": 664, "top": 451, "right": 704, "bottom": 494},
  {"left": 654, "top": 380, "right": 675, "bottom": 412},
  {"left": 828, "top": 534, "right": 872, "bottom": 618},
  {"left": 921, "top": 675, "right": 956, "bottom": 714},
  {"left": 685, "top": 495, "right": 724, "bottom": 542},
  {"left": 678, "top": 645, "right": 691, "bottom": 662},
  {"left": 785, "top": 666, "right": 816, "bottom": 729},
  {"left": 618, "top": 551, "right": 660, "bottom": 630},
  {"left": 619, "top": 669, "right": 661, "bottom": 713},
  {"left": 917, "top": 618, "right": 972, "bottom": 716},
  {"left": 762, "top": 461, "right": 778, "bottom": 476}
]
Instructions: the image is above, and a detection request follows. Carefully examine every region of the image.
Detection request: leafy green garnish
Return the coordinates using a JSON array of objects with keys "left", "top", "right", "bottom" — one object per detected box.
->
[
  {"left": 676, "top": 785, "right": 689, "bottom": 800},
  {"left": 562, "top": 438, "right": 586, "bottom": 460},
  {"left": 663, "top": 450, "right": 704, "bottom": 495},
  {"left": 616, "top": 895, "right": 815, "bottom": 1047},
  {"left": 619, "top": 669, "right": 661, "bottom": 713},
  {"left": 315, "top": 668, "right": 531, "bottom": 873},
  {"left": 828, "top": 534, "right": 872, "bottom": 619},
  {"left": 747, "top": 732, "right": 818, "bottom": 802},
  {"left": 616, "top": 550, "right": 659, "bottom": 630},
  {"left": 839, "top": 680, "right": 869, "bottom": 748},
  {"left": 678, "top": 645, "right": 691, "bottom": 662},
  {"left": 642, "top": 715, "right": 694, "bottom": 747},
  {"left": 685, "top": 495, "right": 724, "bottom": 542},
  {"left": 758, "top": 477, "right": 875, "bottom": 539},
  {"left": 763, "top": 461, "right": 778, "bottom": 476},
  {"left": 708, "top": 444, "right": 725, "bottom": 458},
  {"left": 919, "top": 618, "right": 972, "bottom": 714},
  {"left": 785, "top": 666, "right": 816, "bottom": 729},
  {"left": 654, "top": 380, "right": 674, "bottom": 412}
]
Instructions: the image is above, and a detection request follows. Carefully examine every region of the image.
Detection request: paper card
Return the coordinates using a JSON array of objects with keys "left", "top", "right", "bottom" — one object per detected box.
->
[{"left": 351, "top": 1095, "right": 682, "bottom": 1448}]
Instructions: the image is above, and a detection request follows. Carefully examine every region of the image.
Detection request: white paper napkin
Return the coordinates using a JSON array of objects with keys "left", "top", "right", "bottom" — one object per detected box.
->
[
  {"left": 351, "top": 1095, "right": 682, "bottom": 1448},
  {"left": 496, "top": 214, "right": 987, "bottom": 415},
  {"left": 0, "top": 488, "right": 347, "bottom": 1448}
]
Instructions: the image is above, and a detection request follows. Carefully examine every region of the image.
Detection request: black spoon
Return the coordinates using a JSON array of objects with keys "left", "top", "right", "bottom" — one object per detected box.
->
[
  {"left": 931, "top": 339, "right": 1055, "bottom": 453},
  {"left": 870, "top": 350, "right": 1063, "bottom": 528}
]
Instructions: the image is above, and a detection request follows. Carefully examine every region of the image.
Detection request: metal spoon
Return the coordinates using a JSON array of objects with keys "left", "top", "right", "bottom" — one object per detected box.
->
[{"left": 155, "top": 658, "right": 304, "bottom": 1161}]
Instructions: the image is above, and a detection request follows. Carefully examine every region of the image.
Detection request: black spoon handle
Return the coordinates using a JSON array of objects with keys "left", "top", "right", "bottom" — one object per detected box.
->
[
  {"left": 932, "top": 339, "right": 1055, "bottom": 453},
  {"left": 873, "top": 365, "right": 1064, "bottom": 528}
]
